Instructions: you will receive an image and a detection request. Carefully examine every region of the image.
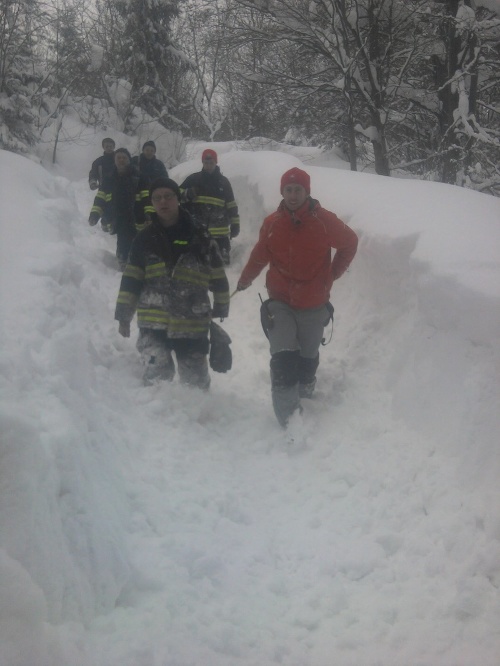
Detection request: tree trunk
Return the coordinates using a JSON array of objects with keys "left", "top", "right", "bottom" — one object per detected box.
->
[
  {"left": 437, "top": 0, "right": 461, "bottom": 184},
  {"left": 371, "top": 114, "right": 391, "bottom": 176},
  {"left": 348, "top": 118, "right": 358, "bottom": 172},
  {"left": 344, "top": 74, "right": 357, "bottom": 171},
  {"left": 52, "top": 114, "right": 64, "bottom": 165}
]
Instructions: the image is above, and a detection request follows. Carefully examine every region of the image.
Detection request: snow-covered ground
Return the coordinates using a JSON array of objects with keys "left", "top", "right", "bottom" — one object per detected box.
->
[{"left": 0, "top": 143, "right": 499, "bottom": 666}]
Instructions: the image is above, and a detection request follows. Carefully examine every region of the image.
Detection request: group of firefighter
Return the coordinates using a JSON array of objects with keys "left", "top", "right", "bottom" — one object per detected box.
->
[{"left": 87, "top": 137, "right": 357, "bottom": 428}]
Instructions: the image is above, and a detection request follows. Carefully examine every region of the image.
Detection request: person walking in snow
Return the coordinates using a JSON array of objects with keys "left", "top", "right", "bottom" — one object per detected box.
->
[
  {"left": 88, "top": 137, "right": 115, "bottom": 191},
  {"left": 179, "top": 149, "right": 240, "bottom": 266},
  {"left": 88, "top": 137, "right": 116, "bottom": 232},
  {"left": 88, "top": 147, "right": 151, "bottom": 269},
  {"left": 131, "top": 140, "right": 168, "bottom": 184},
  {"left": 115, "top": 177, "right": 230, "bottom": 390},
  {"left": 236, "top": 167, "right": 358, "bottom": 428}
]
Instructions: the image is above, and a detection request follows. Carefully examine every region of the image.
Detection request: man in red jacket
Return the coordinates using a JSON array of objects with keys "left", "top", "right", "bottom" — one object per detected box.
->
[{"left": 237, "top": 167, "right": 358, "bottom": 428}]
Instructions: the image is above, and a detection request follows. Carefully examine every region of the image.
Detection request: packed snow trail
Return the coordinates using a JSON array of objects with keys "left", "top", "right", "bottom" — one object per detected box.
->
[
  {"left": 1, "top": 150, "right": 499, "bottom": 666},
  {"left": 73, "top": 175, "right": 499, "bottom": 665}
]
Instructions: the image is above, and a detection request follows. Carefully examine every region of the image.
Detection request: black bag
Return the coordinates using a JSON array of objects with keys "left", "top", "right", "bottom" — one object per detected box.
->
[
  {"left": 259, "top": 298, "right": 274, "bottom": 339},
  {"left": 209, "top": 321, "right": 232, "bottom": 372},
  {"left": 324, "top": 301, "right": 334, "bottom": 326},
  {"left": 321, "top": 302, "right": 335, "bottom": 345}
]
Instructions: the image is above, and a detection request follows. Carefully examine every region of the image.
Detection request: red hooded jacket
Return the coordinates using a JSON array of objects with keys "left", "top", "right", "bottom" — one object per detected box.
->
[{"left": 239, "top": 198, "right": 358, "bottom": 309}]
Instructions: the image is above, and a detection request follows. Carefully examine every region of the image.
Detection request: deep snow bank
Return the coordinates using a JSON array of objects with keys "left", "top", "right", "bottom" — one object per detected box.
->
[{"left": 0, "top": 152, "right": 130, "bottom": 652}]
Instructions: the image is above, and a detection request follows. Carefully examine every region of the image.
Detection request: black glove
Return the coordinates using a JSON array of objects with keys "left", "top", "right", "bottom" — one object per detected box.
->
[
  {"left": 230, "top": 223, "right": 240, "bottom": 239},
  {"left": 89, "top": 179, "right": 98, "bottom": 191},
  {"left": 212, "top": 302, "right": 229, "bottom": 319},
  {"left": 88, "top": 213, "right": 99, "bottom": 227}
]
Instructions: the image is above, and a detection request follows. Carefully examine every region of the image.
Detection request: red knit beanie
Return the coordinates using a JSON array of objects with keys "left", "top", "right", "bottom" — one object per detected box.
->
[
  {"left": 280, "top": 167, "right": 311, "bottom": 194},
  {"left": 202, "top": 148, "right": 218, "bottom": 163}
]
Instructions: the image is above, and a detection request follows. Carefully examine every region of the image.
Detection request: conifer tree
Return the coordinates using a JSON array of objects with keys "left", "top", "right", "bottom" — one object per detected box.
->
[{"left": 106, "top": 0, "right": 184, "bottom": 131}]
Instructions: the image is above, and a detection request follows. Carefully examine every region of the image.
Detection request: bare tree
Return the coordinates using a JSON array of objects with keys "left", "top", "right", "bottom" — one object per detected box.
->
[
  {"left": 427, "top": 1, "right": 500, "bottom": 189},
  {"left": 228, "top": 0, "right": 499, "bottom": 189},
  {"left": 230, "top": 0, "right": 432, "bottom": 175},
  {"left": 173, "top": 0, "right": 234, "bottom": 140}
]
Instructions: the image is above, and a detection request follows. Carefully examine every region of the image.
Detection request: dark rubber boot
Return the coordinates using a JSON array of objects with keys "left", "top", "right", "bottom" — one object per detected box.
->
[
  {"left": 298, "top": 354, "right": 319, "bottom": 399},
  {"left": 270, "top": 350, "right": 300, "bottom": 427}
]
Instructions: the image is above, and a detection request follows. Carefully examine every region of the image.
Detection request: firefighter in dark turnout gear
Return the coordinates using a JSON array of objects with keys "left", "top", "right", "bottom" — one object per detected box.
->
[
  {"left": 88, "top": 148, "right": 152, "bottom": 269},
  {"left": 131, "top": 140, "right": 168, "bottom": 184},
  {"left": 88, "top": 137, "right": 115, "bottom": 190},
  {"left": 115, "top": 177, "right": 230, "bottom": 389},
  {"left": 179, "top": 149, "right": 240, "bottom": 265},
  {"left": 88, "top": 137, "right": 116, "bottom": 232}
]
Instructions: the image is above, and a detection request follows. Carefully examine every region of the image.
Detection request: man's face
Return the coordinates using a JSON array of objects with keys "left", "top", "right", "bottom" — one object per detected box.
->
[
  {"left": 151, "top": 188, "right": 179, "bottom": 226},
  {"left": 103, "top": 141, "right": 115, "bottom": 154},
  {"left": 202, "top": 157, "right": 216, "bottom": 173},
  {"left": 115, "top": 152, "right": 130, "bottom": 171},
  {"left": 282, "top": 184, "right": 308, "bottom": 211},
  {"left": 143, "top": 145, "right": 156, "bottom": 160}
]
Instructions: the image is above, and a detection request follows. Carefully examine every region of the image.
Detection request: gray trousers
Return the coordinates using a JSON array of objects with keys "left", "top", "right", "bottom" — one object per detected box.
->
[
  {"left": 266, "top": 301, "right": 329, "bottom": 427},
  {"left": 137, "top": 329, "right": 210, "bottom": 390}
]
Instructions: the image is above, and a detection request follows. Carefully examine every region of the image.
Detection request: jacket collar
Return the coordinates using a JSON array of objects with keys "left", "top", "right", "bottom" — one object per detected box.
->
[
  {"left": 150, "top": 206, "right": 194, "bottom": 233},
  {"left": 278, "top": 196, "right": 319, "bottom": 221},
  {"left": 114, "top": 164, "right": 139, "bottom": 178},
  {"left": 201, "top": 165, "right": 221, "bottom": 178}
]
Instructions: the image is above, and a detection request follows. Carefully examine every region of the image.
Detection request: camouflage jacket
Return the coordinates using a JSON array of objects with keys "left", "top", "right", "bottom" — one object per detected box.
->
[{"left": 115, "top": 210, "right": 230, "bottom": 338}]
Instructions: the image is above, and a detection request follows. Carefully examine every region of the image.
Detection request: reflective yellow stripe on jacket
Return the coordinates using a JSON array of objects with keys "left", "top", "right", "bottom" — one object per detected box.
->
[
  {"left": 91, "top": 190, "right": 111, "bottom": 217},
  {"left": 137, "top": 308, "right": 170, "bottom": 327},
  {"left": 145, "top": 262, "right": 167, "bottom": 279},
  {"left": 194, "top": 195, "right": 225, "bottom": 207},
  {"left": 173, "top": 266, "right": 210, "bottom": 287}
]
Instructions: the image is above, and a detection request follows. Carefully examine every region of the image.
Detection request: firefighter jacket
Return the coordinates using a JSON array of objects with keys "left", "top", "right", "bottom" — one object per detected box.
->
[
  {"left": 89, "top": 166, "right": 152, "bottom": 233},
  {"left": 180, "top": 166, "right": 240, "bottom": 239},
  {"left": 88, "top": 153, "right": 115, "bottom": 189},
  {"left": 115, "top": 209, "right": 230, "bottom": 339},
  {"left": 131, "top": 154, "right": 168, "bottom": 184},
  {"left": 239, "top": 197, "right": 358, "bottom": 310}
]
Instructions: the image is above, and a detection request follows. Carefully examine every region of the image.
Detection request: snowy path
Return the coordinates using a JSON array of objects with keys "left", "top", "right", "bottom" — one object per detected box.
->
[
  {"left": 69, "top": 179, "right": 499, "bottom": 665},
  {"left": 2, "top": 155, "right": 499, "bottom": 666}
]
